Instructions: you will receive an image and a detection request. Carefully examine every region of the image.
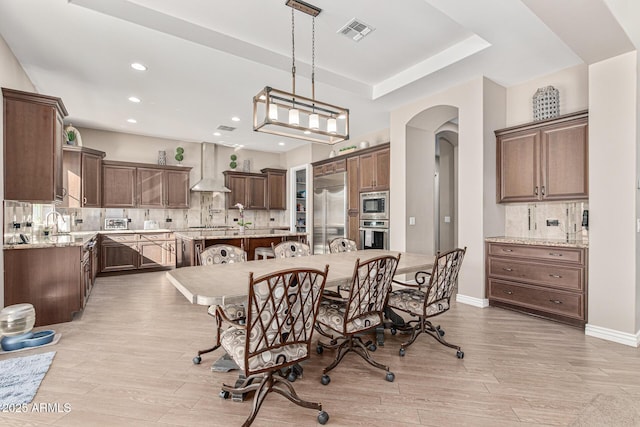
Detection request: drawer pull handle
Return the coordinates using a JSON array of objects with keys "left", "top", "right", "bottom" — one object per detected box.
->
[
  {"left": 549, "top": 274, "right": 562, "bottom": 278},
  {"left": 549, "top": 299, "right": 563, "bottom": 304},
  {"left": 503, "top": 290, "right": 513, "bottom": 295},
  {"left": 549, "top": 252, "right": 563, "bottom": 257},
  {"left": 502, "top": 268, "right": 514, "bottom": 272},
  {"left": 502, "top": 249, "right": 513, "bottom": 252}
]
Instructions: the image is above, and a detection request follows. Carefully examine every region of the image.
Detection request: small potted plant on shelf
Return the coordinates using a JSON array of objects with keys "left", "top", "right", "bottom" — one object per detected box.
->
[
  {"left": 234, "top": 203, "right": 251, "bottom": 232},
  {"left": 229, "top": 154, "right": 238, "bottom": 170},
  {"left": 175, "top": 146, "right": 184, "bottom": 165},
  {"left": 66, "top": 129, "right": 77, "bottom": 145}
]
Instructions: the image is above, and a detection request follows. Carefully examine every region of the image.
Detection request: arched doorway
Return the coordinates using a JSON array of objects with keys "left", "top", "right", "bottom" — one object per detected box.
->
[{"left": 405, "top": 105, "right": 458, "bottom": 255}]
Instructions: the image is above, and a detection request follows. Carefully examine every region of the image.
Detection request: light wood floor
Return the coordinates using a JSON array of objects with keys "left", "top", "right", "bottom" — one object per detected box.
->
[{"left": 2, "top": 271, "right": 640, "bottom": 426}]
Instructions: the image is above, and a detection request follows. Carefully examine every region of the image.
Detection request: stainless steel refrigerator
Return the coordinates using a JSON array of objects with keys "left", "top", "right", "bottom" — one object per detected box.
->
[{"left": 313, "top": 172, "right": 347, "bottom": 254}]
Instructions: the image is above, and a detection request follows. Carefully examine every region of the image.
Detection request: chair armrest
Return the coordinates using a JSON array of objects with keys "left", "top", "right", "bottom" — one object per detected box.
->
[
  {"left": 392, "top": 270, "right": 432, "bottom": 290},
  {"left": 216, "top": 305, "right": 247, "bottom": 328}
]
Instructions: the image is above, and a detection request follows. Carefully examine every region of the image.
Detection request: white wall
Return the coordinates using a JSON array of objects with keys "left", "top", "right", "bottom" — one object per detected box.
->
[
  {"left": 588, "top": 51, "right": 638, "bottom": 337},
  {"left": 0, "top": 35, "right": 36, "bottom": 309},
  {"left": 390, "top": 78, "right": 488, "bottom": 301},
  {"left": 506, "top": 64, "right": 589, "bottom": 126}
]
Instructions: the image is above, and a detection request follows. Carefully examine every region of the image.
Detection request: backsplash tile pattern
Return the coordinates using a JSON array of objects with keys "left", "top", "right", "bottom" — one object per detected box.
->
[{"left": 504, "top": 201, "right": 588, "bottom": 241}]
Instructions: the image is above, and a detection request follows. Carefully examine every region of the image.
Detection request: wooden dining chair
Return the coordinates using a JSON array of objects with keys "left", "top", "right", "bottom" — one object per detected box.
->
[
  {"left": 315, "top": 254, "right": 401, "bottom": 384},
  {"left": 192, "top": 244, "right": 247, "bottom": 365},
  {"left": 219, "top": 266, "right": 330, "bottom": 426},
  {"left": 387, "top": 247, "right": 466, "bottom": 358},
  {"left": 272, "top": 241, "right": 311, "bottom": 258}
]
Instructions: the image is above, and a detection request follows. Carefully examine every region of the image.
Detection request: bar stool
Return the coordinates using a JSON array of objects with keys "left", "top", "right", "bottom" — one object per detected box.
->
[{"left": 254, "top": 246, "right": 275, "bottom": 259}]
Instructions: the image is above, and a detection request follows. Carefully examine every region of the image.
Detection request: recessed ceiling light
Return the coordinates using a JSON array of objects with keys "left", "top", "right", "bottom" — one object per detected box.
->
[
  {"left": 130, "top": 62, "right": 147, "bottom": 71},
  {"left": 127, "top": 118, "right": 137, "bottom": 123},
  {"left": 128, "top": 96, "right": 141, "bottom": 103},
  {"left": 213, "top": 132, "right": 221, "bottom": 136},
  {"left": 231, "top": 116, "right": 240, "bottom": 122},
  {"left": 278, "top": 142, "right": 286, "bottom": 146}
]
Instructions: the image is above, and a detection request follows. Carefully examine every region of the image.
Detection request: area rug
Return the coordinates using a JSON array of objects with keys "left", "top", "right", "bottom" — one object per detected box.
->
[{"left": 0, "top": 351, "right": 56, "bottom": 406}]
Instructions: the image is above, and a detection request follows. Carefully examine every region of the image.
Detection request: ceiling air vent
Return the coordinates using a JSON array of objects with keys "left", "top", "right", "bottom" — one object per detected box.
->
[
  {"left": 217, "top": 125, "right": 236, "bottom": 132},
  {"left": 337, "top": 18, "right": 375, "bottom": 42}
]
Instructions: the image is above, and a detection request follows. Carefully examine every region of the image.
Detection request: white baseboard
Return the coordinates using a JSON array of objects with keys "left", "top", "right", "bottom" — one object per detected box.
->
[
  {"left": 456, "top": 294, "right": 489, "bottom": 308},
  {"left": 585, "top": 324, "right": 640, "bottom": 347}
]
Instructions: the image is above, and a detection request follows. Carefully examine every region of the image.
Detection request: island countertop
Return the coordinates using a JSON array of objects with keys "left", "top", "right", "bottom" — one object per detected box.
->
[
  {"left": 485, "top": 236, "right": 588, "bottom": 249},
  {"left": 174, "top": 228, "right": 307, "bottom": 240}
]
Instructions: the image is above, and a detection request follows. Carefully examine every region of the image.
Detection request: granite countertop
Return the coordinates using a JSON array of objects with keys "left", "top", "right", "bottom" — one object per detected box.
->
[
  {"left": 485, "top": 236, "right": 589, "bottom": 248},
  {"left": 175, "top": 228, "right": 307, "bottom": 240},
  {"left": 3, "top": 231, "right": 99, "bottom": 250}
]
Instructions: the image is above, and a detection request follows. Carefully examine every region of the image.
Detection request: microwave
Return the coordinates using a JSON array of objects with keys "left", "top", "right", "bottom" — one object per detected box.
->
[{"left": 360, "top": 191, "right": 389, "bottom": 220}]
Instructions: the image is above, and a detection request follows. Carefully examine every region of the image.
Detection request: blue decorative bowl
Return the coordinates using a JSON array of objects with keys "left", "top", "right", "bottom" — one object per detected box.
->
[
  {"left": 1, "top": 331, "right": 34, "bottom": 351},
  {"left": 22, "top": 330, "right": 55, "bottom": 347}
]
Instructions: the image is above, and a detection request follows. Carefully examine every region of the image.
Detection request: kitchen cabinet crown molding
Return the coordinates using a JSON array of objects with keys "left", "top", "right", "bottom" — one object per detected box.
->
[
  {"left": 2, "top": 87, "right": 68, "bottom": 116},
  {"left": 102, "top": 159, "right": 192, "bottom": 171},
  {"left": 494, "top": 110, "right": 588, "bottom": 136},
  {"left": 312, "top": 142, "right": 390, "bottom": 167},
  {"left": 63, "top": 145, "right": 106, "bottom": 158}
]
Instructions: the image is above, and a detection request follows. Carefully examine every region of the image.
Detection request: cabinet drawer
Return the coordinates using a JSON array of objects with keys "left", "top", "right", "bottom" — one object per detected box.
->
[
  {"left": 488, "top": 279, "right": 584, "bottom": 320},
  {"left": 102, "top": 233, "right": 137, "bottom": 243},
  {"left": 488, "top": 243, "right": 584, "bottom": 264},
  {"left": 139, "top": 233, "right": 172, "bottom": 241},
  {"left": 488, "top": 258, "right": 584, "bottom": 291}
]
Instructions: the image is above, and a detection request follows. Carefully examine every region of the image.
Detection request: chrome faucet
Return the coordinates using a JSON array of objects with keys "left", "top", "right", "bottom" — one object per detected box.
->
[{"left": 45, "top": 211, "right": 65, "bottom": 235}]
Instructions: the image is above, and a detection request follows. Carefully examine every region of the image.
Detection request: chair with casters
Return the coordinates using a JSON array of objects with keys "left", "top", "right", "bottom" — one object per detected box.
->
[
  {"left": 192, "top": 244, "right": 247, "bottom": 365},
  {"left": 315, "top": 254, "right": 401, "bottom": 384},
  {"left": 387, "top": 247, "right": 466, "bottom": 359},
  {"left": 272, "top": 241, "right": 311, "bottom": 258},
  {"left": 328, "top": 237, "right": 358, "bottom": 254},
  {"left": 219, "top": 266, "right": 331, "bottom": 427}
]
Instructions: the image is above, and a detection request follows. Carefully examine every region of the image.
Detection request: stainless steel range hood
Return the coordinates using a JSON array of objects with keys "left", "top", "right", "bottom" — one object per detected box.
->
[{"left": 190, "top": 143, "right": 231, "bottom": 193}]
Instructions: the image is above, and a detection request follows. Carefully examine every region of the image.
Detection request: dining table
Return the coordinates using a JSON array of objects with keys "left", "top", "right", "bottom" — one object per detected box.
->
[{"left": 166, "top": 249, "right": 434, "bottom": 387}]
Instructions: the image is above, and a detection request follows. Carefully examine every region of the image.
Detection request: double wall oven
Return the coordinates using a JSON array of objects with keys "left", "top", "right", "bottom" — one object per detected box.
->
[{"left": 359, "top": 191, "right": 389, "bottom": 250}]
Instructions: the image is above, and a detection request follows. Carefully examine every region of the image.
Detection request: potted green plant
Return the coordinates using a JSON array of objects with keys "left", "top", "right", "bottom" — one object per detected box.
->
[
  {"left": 229, "top": 154, "right": 238, "bottom": 170},
  {"left": 66, "top": 129, "right": 76, "bottom": 145},
  {"left": 175, "top": 146, "right": 184, "bottom": 164}
]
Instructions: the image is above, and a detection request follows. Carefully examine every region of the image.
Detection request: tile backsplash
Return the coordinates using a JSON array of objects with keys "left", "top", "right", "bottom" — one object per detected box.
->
[{"left": 505, "top": 201, "right": 588, "bottom": 241}]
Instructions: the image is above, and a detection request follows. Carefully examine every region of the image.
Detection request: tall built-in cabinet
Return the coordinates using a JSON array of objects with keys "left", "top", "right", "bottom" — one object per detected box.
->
[
  {"left": 496, "top": 110, "right": 588, "bottom": 203},
  {"left": 102, "top": 160, "right": 191, "bottom": 208},
  {"left": 62, "top": 146, "right": 106, "bottom": 208},
  {"left": 224, "top": 168, "right": 287, "bottom": 210},
  {"left": 290, "top": 166, "right": 309, "bottom": 234},
  {"left": 2, "top": 88, "right": 67, "bottom": 202}
]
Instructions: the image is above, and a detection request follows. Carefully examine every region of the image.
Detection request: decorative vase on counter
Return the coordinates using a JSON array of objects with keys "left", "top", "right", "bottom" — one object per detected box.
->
[
  {"left": 158, "top": 150, "right": 167, "bottom": 165},
  {"left": 239, "top": 226, "right": 245, "bottom": 233}
]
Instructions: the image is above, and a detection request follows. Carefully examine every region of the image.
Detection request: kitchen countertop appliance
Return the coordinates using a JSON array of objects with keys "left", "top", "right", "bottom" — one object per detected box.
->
[{"left": 104, "top": 218, "right": 128, "bottom": 230}]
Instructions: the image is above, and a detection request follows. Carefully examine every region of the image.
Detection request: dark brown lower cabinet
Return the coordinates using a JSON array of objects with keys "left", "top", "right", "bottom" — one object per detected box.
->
[
  {"left": 486, "top": 241, "right": 588, "bottom": 327},
  {"left": 100, "top": 233, "right": 175, "bottom": 273},
  {"left": 4, "top": 246, "right": 82, "bottom": 327}
]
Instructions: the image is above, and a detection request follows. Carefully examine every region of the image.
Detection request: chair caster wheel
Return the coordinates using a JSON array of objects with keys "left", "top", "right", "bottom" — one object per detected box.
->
[
  {"left": 437, "top": 327, "right": 445, "bottom": 337},
  {"left": 317, "top": 410, "right": 329, "bottom": 425},
  {"left": 386, "top": 372, "right": 395, "bottom": 382},
  {"left": 399, "top": 348, "right": 406, "bottom": 357},
  {"left": 456, "top": 350, "right": 464, "bottom": 359},
  {"left": 321, "top": 374, "right": 331, "bottom": 385},
  {"left": 287, "top": 372, "right": 297, "bottom": 382},
  {"left": 193, "top": 356, "right": 201, "bottom": 365},
  {"left": 390, "top": 327, "right": 397, "bottom": 335},
  {"left": 368, "top": 343, "right": 377, "bottom": 352},
  {"left": 219, "top": 390, "right": 230, "bottom": 399},
  {"left": 316, "top": 345, "right": 323, "bottom": 354}
]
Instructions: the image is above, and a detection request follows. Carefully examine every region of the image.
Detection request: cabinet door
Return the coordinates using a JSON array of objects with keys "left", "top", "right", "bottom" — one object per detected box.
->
[
  {"left": 62, "top": 150, "right": 82, "bottom": 207},
  {"left": 138, "top": 241, "right": 165, "bottom": 269},
  {"left": 54, "top": 112, "right": 64, "bottom": 202},
  {"left": 497, "top": 130, "right": 540, "bottom": 202},
  {"left": 541, "top": 119, "right": 588, "bottom": 200},
  {"left": 347, "top": 157, "right": 360, "bottom": 245},
  {"left": 101, "top": 243, "right": 138, "bottom": 272},
  {"left": 226, "top": 175, "right": 247, "bottom": 207},
  {"left": 267, "top": 171, "right": 286, "bottom": 210},
  {"left": 138, "top": 167, "right": 164, "bottom": 208},
  {"left": 359, "top": 153, "right": 376, "bottom": 192},
  {"left": 165, "top": 169, "right": 190, "bottom": 208},
  {"left": 82, "top": 152, "right": 102, "bottom": 207},
  {"left": 373, "top": 149, "right": 390, "bottom": 190},
  {"left": 246, "top": 176, "right": 267, "bottom": 209},
  {"left": 102, "top": 165, "right": 137, "bottom": 207}
]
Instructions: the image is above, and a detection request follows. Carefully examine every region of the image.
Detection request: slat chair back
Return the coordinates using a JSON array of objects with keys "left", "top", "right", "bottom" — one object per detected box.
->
[{"left": 420, "top": 248, "right": 466, "bottom": 318}]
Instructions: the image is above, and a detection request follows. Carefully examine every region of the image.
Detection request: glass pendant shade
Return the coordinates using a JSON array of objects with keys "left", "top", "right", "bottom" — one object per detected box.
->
[
  {"left": 327, "top": 118, "right": 337, "bottom": 134},
  {"left": 309, "top": 113, "right": 319, "bottom": 130},
  {"left": 268, "top": 103, "right": 278, "bottom": 121},
  {"left": 289, "top": 108, "right": 300, "bottom": 126}
]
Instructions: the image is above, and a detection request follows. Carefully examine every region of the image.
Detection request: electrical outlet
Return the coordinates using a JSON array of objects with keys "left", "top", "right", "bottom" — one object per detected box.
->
[
  {"left": 546, "top": 219, "right": 559, "bottom": 226},
  {"left": 165, "top": 218, "right": 172, "bottom": 223},
  {"left": 75, "top": 218, "right": 83, "bottom": 225},
  {"left": 270, "top": 218, "right": 275, "bottom": 221}
]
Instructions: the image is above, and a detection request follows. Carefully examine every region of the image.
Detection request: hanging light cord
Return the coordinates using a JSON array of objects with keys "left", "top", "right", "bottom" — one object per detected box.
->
[
  {"left": 311, "top": 16, "right": 315, "bottom": 101},
  {"left": 291, "top": 7, "right": 296, "bottom": 96}
]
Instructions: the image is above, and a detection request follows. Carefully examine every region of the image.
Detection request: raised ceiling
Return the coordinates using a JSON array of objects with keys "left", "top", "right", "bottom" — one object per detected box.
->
[{"left": 0, "top": 0, "right": 635, "bottom": 152}]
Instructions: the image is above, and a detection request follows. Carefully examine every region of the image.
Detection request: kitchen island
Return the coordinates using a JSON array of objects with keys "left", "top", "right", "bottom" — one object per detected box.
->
[{"left": 175, "top": 228, "right": 308, "bottom": 265}]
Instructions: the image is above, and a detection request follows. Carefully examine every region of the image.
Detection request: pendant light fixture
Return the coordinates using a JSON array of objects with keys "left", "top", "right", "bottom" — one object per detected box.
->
[{"left": 253, "top": 0, "right": 349, "bottom": 145}]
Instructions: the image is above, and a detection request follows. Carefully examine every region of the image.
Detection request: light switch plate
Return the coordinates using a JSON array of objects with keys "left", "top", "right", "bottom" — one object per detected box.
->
[
  {"left": 444, "top": 216, "right": 451, "bottom": 223},
  {"left": 409, "top": 217, "right": 415, "bottom": 225}
]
